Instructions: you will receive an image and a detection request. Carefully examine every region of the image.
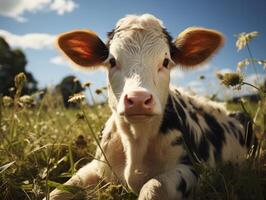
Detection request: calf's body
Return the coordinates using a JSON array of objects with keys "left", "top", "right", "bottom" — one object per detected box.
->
[{"left": 48, "top": 14, "right": 253, "bottom": 200}]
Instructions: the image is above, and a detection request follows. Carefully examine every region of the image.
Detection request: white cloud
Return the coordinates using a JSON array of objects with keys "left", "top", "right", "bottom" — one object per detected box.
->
[
  {"left": 217, "top": 68, "right": 233, "bottom": 74},
  {"left": 0, "top": 29, "right": 55, "bottom": 49},
  {"left": 245, "top": 73, "right": 265, "bottom": 85},
  {"left": 0, "top": 0, "right": 78, "bottom": 22},
  {"left": 170, "top": 68, "right": 185, "bottom": 80},
  {"left": 186, "top": 80, "right": 207, "bottom": 94},
  {"left": 50, "top": 55, "right": 69, "bottom": 66},
  {"left": 195, "top": 63, "right": 211, "bottom": 72},
  {"left": 50, "top": 0, "right": 77, "bottom": 15}
]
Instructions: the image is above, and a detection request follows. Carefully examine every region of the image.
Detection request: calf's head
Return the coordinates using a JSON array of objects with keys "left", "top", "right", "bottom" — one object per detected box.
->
[{"left": 58, "top": 14, "right": 224, "bottom": 122}]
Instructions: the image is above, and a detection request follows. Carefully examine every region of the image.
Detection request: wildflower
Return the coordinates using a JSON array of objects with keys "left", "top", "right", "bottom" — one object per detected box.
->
[
  {"left": 95, "top": 89, "right": 103, "bottom": 95},
  {"left": 237, "top": 59, "right": 250, "bottom": 72},
  {"left": 19, "top": 95, "right": 34, "bottom": 107},
  {"left": 236, "top": 31, "right": 258, "bottom": 51},
  {"left": 82, "top": 81, "right": 92, "bottom": 88},
  {"left": 68, "top": 92, "right": 85, "bottom": 103},
  {"left": 216, "top": 72, "right": 224, "bottom": 80},
  {"left": 257, "top": 60, "right": 266, "bottom": 69},
  {"left": 2, "top": 96, "right": 13, "bottom": 107},
  {"left": 75, "top": 135, "right": 87, "bottom": 148},
  {"left": 14, "top": 72, "right": 27, "bottom": 89},
  {"left": 76, "top": 112, "right": 85, "bottom": 120},
  {"left": 218, "top": 72, "right": 244, "bottom": 88},
  {"left": 75, "top": 135, "right": 88, "bottom": 157},
  {"left": 8, "top": 87, "right": 15, "bottom": 96}
]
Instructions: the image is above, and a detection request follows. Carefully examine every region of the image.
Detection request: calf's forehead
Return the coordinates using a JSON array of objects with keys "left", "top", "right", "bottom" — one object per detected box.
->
[
  {"left": 115, "top": 14, "right": 164, "bottom": 32},
  {"left": 107, "top": 14, "right": 172, "bottom": 62}
]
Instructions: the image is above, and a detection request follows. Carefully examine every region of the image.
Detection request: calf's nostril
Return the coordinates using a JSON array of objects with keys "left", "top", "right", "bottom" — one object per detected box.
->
[
  {"left": 144, "top": 95, "right": 153, "bottom": 106},
  {"left": 125, "top": 95, "right": 134, "bottom": 106}
]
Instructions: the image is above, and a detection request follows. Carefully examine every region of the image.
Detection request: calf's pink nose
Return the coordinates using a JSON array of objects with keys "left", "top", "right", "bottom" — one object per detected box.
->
[{"left": 124, "top": 91, "right": 155, "bottom": 115}]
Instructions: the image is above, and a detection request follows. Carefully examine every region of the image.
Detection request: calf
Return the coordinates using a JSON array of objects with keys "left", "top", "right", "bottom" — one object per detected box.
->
[{"left": 48, "top": 14, "right": 253, "bottom": 200}]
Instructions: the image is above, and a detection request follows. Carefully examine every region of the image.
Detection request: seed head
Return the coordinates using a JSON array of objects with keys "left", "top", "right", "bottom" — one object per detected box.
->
[
  {"left": 68, "top": 92, "right": 85, "bottom": 103},
  {"left": 82, "top": 81, "right": 92, "bottom": 88},
  {"left": 3, "top": 96, "right": 13, "bottom": 107},
  {"left": 219, "top": 72, "right": 244, "bottom": 88},
  {"left": 19, "top": 95, "right": 34, "bottom": 107},
  {"left": 216, "top": 72, "right": 224, "bottom": 80},
  {"left": 237, "top": 59, "right": 250, "bottom": 72},
  {"left": 236, "top": 31, "right": 258, "bottom": 51},
  {"left": 15, "top": 72, "right": 27, "bottom": 89},
  {"left": 95, "top": 89, "right": 102, "bottom": 95},
  {"left": 76, "top": 112, "right": 85, "bottom": 120}
]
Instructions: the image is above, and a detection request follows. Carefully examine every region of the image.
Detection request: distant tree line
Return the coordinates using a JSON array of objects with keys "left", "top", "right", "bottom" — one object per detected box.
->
[
  {"left": 0, "top": 37, "right": 84, "bottom": 107},
  {"left": 0, "top": 37, "right": 37, "bottom": 96}
]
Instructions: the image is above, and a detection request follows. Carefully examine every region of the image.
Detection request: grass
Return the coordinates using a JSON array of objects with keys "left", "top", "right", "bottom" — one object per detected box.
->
[
  {"left": 0, "top": 89, "right": 265, "bottom": 200},
  {"left": 0, "top": 31, "right": 265, "bottom": 200}
]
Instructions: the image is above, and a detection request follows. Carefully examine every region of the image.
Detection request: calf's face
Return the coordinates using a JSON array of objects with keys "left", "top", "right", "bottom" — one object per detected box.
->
[{"left": 57, "top": 14, "right": 224, "bottom": 123}]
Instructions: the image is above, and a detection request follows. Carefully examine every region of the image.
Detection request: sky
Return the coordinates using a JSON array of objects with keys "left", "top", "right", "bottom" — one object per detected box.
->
[{"left": 0, "top": 0, "right": 265, "bottom": 100}]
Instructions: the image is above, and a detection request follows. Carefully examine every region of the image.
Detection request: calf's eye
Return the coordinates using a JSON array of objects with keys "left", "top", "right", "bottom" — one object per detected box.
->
[
  {"left": 109, "top": 58, "right": 116, "bottom": 68},
  {"left": 163, "top": 58, "right": 169, "bottom": 68}
]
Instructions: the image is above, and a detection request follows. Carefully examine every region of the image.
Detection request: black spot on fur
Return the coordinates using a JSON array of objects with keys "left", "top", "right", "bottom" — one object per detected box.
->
[
  {"left": 179, "top": 154, "right": 193, "bottom": 166},
  {"left": 228, "top": 121, "right": 238, "bottom": 138},
  {"left": 190, "top": 168, "right": 199, "bottom": 179},
  {"left": 189, "top": 111, "right": 198, "bottom": 124},
  {"left": 222, "top": 123, "right": 230, "bottom": 134},
  {"left": 229, "top": 112, "right": 255, "bottom": 148},
  {"left": 238, "top": 129, "right": 245, "bottom": 146},
  {"left": 177, "top": 177, "right": 187, "bottom": 197},
  {"left": 159, "top": 96, "right": 183, "bottom": 133},
  {"left": 160, "top": 95, "right": 211, "bottom": 163},
  {"left": 198, "top": 135, "right": 210, "bottom": 161},
  {"left": 177, "top": 176, "right": 192, "bottom": 198},
  {"left": 203, "top": 113, "right": 225, "bottom": 162},
  {"left": 178, "top": 97, "right": 187, "bottom": 108}
]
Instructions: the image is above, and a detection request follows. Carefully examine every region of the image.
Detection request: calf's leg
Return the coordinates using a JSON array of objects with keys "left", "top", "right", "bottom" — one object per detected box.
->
[
  {"left": 138, "top": 164, "right": 197, "bottom": 200},
  {"left": 47, "top": 160, "right": 102, "bottom": 200}
]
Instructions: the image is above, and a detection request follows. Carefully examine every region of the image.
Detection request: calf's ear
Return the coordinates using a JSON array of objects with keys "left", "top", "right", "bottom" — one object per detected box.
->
[
  {"left": 57, "top": 30, "right": 109, "bottom": 67},
  {"left": 171, "top": 28, "right": 224, "bottom": 67}
]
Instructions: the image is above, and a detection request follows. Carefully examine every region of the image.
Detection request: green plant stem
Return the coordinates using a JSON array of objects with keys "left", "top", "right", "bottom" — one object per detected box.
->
[
  {"left": 0, "top": 95, "right": 2, "bottom": 127},
  {"left": 81, "top": 105, "right": 119, "bottom": 181},
  {"left": 242, "top": 82, "right": 261, "bottom": 91},
  {"left": 246, "top": 44, "right": 259, "bottom": 82},
  {"left": 88, "top": 87, "right": 96, "bottom": 105}
]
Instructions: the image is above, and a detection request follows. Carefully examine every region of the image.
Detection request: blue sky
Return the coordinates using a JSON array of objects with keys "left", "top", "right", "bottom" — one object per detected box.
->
[{"left": 0, "top": 0, "right": 265, "bottom": 99}]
